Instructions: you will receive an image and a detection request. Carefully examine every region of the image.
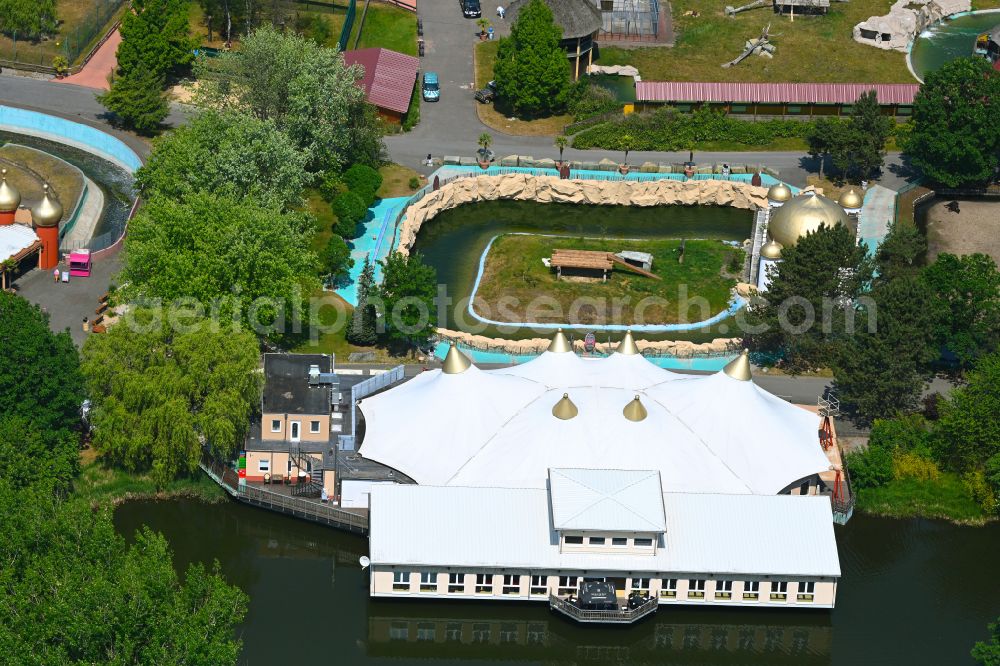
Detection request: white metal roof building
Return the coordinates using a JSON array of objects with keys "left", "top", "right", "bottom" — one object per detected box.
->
[{"left": 359, "top": 331, "right": 831, "bottom": 495}]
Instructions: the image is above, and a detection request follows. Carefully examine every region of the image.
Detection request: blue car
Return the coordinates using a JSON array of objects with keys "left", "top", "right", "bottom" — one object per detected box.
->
[{"left": 422, "top": 72, "right": 440, "bottom": 102}]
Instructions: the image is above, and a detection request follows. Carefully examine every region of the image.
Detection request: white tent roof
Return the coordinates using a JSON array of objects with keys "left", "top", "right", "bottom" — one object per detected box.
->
[
  {"left": 358, "top": 351, "right": 830, "bottom": 495},
  {"left": 548, "top": 468, "right": 666, "bottom": 532},
  {"left": 0, "top": 224, "right": 39, "bottom": 262}
]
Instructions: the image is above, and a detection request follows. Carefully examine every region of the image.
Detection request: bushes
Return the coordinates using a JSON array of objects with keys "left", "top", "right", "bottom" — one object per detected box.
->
[
  {"left": 569, "top": 84, "right": 619, "bottom": 121},
  {"left": 572, "top": 107, "right": 814, "bottom": 151},
  {"left": 846, "top": 445, "right": 894, "bottom": 489},
  {"left": 331, "top": 191, "right": 367, "bottom": 238},
  {"left": 343, "top": 164, "right": 383, "bottom": 206}
]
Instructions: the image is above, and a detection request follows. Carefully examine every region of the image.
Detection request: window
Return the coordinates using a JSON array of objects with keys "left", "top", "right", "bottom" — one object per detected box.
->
[
  {"left": 564, "top": 536, "right": 583, "bottom": 545},
  {"left": 797, "top": 581, "right": 815, "bottom": 602},
  {"left": 502, "top": 574, "right": 519, "bottom": 595},
  {"left": 526, "top": 623, "right": 546, "bottom": 645},
  {"left": 530, "top": 575, "right": 547, "bottom": 596},
  {"left": 310, "top": 420, "right": 321, "bottom": 433},
  {"left": 416, "top": 622, "right": 435, "bottom": 641},
  {"left": 499, "top": 623, "right": 518, "bottom": 643},
  {"left": 393, "top": 571, "right": 409, "bottom": 592},
  {"left": 659, "top": 578, "right": 678, "bottom": 599},
  {"left": 448, "top": 573, "right": 464, "bottom": 593},
  {"left": 634, "top": 537, "right": 653, "bottom": 547},
  {"left": 631, "top": 578, "right": 650, "bottom": 593},
  {"left": 770, "top": 581, "right": 788, "bottom": 601},
  {"left": 389, "top": 621, "right": 408, "bottom": 641},
  {"left": 743, "top": 580, "right": 759, "bottom": 600},
  {"left": 290, "top": 421, "right": 300, "bottom": 442},
  {"left": 471, "top": 623, "right": 490, "bottom": 643},
  {"left": 799, "top": 480, "right": 810, "bottom": 495},
  {"left": 258, "top": 459, "right": 270, "bottom": 472},
  {"left": 420, "top": 572, "right": 436, "bottom": 592},
  {"left": 611, "top": 537, "right": 627, "bottom": 547},
  {"left": 688, "top": 579, "right": 706, "bottom": 599},
  {"left": 715, "top": 580, "right": 733, "bottom": 600},
  {"left": 444, "top": 622, "right": 462, "bottom": 641},
  {"left": 557, "top": 576, "right": 578, "bottom": 595},
  {"left": 475, "top": 573, "right": 492, "bottom": 594},
  {"left": 589, "top": 536, "right": 606, "bottom": 545},
  {"left": 270, "top": 419, "right": 281, "bottom": 432}
]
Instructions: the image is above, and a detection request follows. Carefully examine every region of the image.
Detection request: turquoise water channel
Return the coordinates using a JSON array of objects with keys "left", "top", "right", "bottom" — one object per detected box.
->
[{"left": 910, "top": 12, "right": 1000, "bottom": 81}]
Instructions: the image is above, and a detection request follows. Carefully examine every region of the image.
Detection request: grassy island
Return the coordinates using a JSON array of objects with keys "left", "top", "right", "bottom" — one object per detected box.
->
[{"left": 473, "top": 234, "right": 740, "bottom": 326}]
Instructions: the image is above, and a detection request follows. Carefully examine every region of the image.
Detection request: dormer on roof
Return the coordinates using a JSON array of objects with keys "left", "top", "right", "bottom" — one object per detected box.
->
[{"left": 548, "top": 467, "right": 666, "bottom": 533}]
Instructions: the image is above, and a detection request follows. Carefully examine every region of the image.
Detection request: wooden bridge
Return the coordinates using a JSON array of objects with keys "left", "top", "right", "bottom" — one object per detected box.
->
[
  {"left": 550, "top": 249, "right": 661, "bottom": 280},
  {"left": 199, "top": 455, "right": 369, "bottom": 535}
]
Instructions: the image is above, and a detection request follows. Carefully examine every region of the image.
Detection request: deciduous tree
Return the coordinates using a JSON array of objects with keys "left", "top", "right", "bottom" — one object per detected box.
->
[
  {"left": 117, "top": 0, "right": 196, "bottom": 80},
  {"left": 493, "top": 0, "right": 571, "bottom": 118},
  {"left": 0, "top": 0, "right": 57, "bottom": 39},
  {"left": 906, "top": 57, "right": 1000, "bottom": 187},
  {"left": 922, "top": 253, "right": 1000, "bottom": 366},
  {"left": 136, "top": 111, "right": 308, "bottom": 209},
  {"left": 972, "top": 615, "right": 1000, "bottom": 666},
  {"left": 97, "top": 67, "right": 170, "bottom": 135},
  {"left": 873, "top": 220, "right": 926, "bottom": 285},
  {"left": 321, "top": 234, "right": 354, "bottom": 286},
  {"left": 81, "top": 312, "right": 262, "bottom": 485},
  {"left": 935, "top": 351, "right": 1000, "bottom": 474}
]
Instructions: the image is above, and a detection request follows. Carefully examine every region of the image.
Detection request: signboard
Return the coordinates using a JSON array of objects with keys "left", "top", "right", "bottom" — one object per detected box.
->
[{"left": 584, "top": 332, "right": 596, "bottom": 353}]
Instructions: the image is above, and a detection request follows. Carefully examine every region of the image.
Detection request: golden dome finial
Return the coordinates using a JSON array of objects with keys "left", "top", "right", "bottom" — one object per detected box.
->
[
  {"left": 31, "top": 183, "right": 63, "bottom": 228},
  {"left": 723, "top": 349, "right": 752, "bottom": 381},
  {"left": 838, "top": 188, "right": 863, "bottom": 211},
  {"left": 0, "top": 168, "right": 21, "bottom": 213},
  {"left": 767, "top": 182, "right": 792, "bottom": 204},
  {"left": 441, "top": 342, "right": 472, "bottom": 374},
  {"left": 548, "top": 327, "right": 572, "bottom": 353},
  {"left": 623, "top": 395, "right": 648, "bottom": 422},
  {"left": 616, "top": 330, "right": 639, "bottom": 356},
  {"left": 760, "top": 238, "right": 783, "bottom": 260},
  {"left": 552, "top": 393, "right": 578, "bottom": 420}
]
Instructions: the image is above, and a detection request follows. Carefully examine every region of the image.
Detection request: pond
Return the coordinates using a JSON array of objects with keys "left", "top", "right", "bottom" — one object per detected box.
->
[
  {"left": 587, "top": 73, "right": 637, "bottom": 103},
  {"left": 114, "top": 499, "right": 1000, "bottom": 665},
  {"left": 909, "top": 12, "right": 1000, "bottom": 81},
  {"left": 0, "top": 130, "right": 135, "bottom": 245},
  {"left": 410, "top": 199, "right": 753, "bottom": 341}
]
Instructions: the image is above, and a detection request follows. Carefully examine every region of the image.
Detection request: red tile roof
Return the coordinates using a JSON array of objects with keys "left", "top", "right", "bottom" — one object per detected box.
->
[
  {"left": 635, "top": 82, "right": 920, "bottom": 105},
  {"left": 344, "top": 48, "right": 419, "bottom": 114}
]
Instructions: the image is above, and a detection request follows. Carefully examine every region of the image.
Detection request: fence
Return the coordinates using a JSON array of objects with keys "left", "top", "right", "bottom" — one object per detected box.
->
[
  {"left": 339, "top": 0, "right": 357, "bottom": 51},
  {"left": 549, "top": 594, "right": 659, "bottom": 624},
  {"left": 0, "top": 0, "right": 125, "bottom": 72},
  {"left": 348, "top": 365, "right": 405, "bottom": 444}
]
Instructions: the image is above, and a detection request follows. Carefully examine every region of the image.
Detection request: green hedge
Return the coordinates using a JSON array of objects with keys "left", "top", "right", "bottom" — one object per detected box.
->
[{"left": 572, "top": 107, "right": 814, "bottom": 150}]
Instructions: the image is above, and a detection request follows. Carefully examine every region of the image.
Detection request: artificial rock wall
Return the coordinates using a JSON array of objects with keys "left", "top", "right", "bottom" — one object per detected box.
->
[
  {"left": 437, "top": 328, "right": 741, "bottom": 357},
  {"left": 396, "top": 174, "right": 770, "bottom": 256}
]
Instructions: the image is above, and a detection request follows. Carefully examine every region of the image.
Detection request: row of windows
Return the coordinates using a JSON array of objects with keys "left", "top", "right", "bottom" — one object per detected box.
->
[
  {"left": 270, "top": 419, "right": 323, "bottom": 433},
  {"left": 388, "top": 621, "right": 547, "bottom": 645},
  {"left": 257, "top": 458, "right": 315, "bottom": 473},
  {"left": 393, "top": 573, "right": 816, "bottom": 602},
  {"left": 563, "top": 536, "right": 654, "bottom": 547}
]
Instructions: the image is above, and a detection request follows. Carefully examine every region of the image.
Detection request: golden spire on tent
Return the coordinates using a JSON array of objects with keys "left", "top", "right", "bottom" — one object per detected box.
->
[
  {"left": 552, "top": 393, "right": 579, "bottom": 420},
  {"left": 548, "top": 327, "right": 572, "bottom": 353},
  {"left": 617, "top": 329, "right": 640, "bottom": 356},
  {"left": 622, "top": 395, "right": 648, "bottom": 422},
  {"left": 723, "top": 349, "right": 753, "bottom": 381},
  {"left": 441, "top": 343, "right": 472, "bottom": 374}
]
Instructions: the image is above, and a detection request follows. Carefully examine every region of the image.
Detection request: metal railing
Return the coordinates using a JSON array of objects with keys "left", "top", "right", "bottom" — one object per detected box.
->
[
  {"left": 339, "top": 0, "right": 357, "bottom": 51},
  {"left": 549, "top": 594, "right": 658, "bottom": 624},
  {"left": 349, "top": 365, "right": 404, "bottom": 441}
]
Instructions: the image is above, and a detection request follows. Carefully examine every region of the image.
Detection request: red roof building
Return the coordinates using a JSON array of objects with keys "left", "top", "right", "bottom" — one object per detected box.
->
[
  {"left": 634, "top": 82, "right": 919, "bottom": 118},
  {"left": 344, "top": 47, "right": 420, "bottom": 121}
]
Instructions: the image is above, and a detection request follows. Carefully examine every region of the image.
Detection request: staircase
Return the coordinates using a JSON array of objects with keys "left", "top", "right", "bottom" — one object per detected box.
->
[{"left": 290, "top": 447, "right": 324, "bottom": 498}]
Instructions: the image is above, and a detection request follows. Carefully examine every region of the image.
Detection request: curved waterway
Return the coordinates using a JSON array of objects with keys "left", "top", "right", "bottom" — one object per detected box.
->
[
  {"left": 0, "top": 130, "right": 135, "bottom": 241},
  {"left": 411, "top": 199, "right": 753, "bottom": 342},
  {"left": 116, "top": 499, "right": 1000, "bottom": 665},
  {"left": 909, "top": 12, "right": 1000, "bottom": 81}
]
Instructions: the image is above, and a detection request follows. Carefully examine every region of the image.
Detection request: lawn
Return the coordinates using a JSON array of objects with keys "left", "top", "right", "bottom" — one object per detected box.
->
[
  {"left": 0, "top": 0, "right": 125, "bottom": 67},
  {"left": 377, "top": 163, "right": 424, "bottom": 198},
  {"left": 350, "top": 2, "right": 418, "bottom": 56},
  {"left": 188, "top": 2, "right": 351, "bottom": 49},
  {"left": 595, "top": 0, "right": 917, "bottom": 83},
  {"left": 0, "top": 143, "right": 84, "bottom": 213},
  {"left": 474, "top": 41, "right": 573, "bottom": 137},
  {"left": 474, "top": 234, "right": 739, "bottom": 325},
  {"left": 855, "top": 472, "right": 987, "bottom": 523}
]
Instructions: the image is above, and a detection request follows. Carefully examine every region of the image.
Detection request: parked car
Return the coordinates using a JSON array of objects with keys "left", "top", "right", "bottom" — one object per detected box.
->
[
  {"left": 462, "top": 0, "right": 482, "bottom": 18},
  {"left": 422, "top": 71, "right": 440, "bottom": 102},
  {"left": 474, "top": 80, "right": 497, "bottom": 104}
]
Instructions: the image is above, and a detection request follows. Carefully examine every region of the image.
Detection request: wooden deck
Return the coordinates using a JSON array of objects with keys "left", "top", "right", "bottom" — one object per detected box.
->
[{"left": 550, "top": 249, "right": 661, "bottom": 280}]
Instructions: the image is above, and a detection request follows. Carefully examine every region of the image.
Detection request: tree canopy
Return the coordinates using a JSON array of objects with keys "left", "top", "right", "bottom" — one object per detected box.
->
[
  {"left": 96, "top": 67, "right": 170, "bottom": 135},
  {"left": 377, "top": 251, "right": 438, "bottom": 349},
  {"left": 743, "top": 224, "right": 871, "bottom": 372},
  {"left": 906, "top": 57, "right": 1000, "bottom": 187},
  {"left": 805, "top": 90, "right": 892, "bottom": 182},
  {"left": 493, "top": 0, "right": 572, "bottom": 118},
  {"left": 347, "top": 254, "right": 378, "bottom": 347},
  {"left": 0, "top": 0, "right": 57, "bottom": 40},
  {"left": 921, "top": 253, "right": 1000, "bottom": 366},
  {"left": 117, "top": 0, "right": 196, "bottom": 80},
  {"left": 81, "top": 312, "right": 262, "bottom": 486},
  {"left": 194, "top": 25, "right": 383, "bottom": 173},
  {"left": 136, "top": 111, "right": 309, "bottom": 209},
  {"left": 973, "top": 615, "right": 1000, "bottom": 666},
  {"left": 120, "top": 191, "right": 319, "bottom": 332}
]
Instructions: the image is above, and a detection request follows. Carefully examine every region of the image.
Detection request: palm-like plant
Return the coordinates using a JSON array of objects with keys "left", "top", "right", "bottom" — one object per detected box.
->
[
  {"left": 620, "top": 133, "right": 634, "bottom": 166},
  {"left": 555, "top": 135, "right": 568, "bottom": 164},
  {"left": 478, "top": 132, "right": 493, "bottom": 159}
]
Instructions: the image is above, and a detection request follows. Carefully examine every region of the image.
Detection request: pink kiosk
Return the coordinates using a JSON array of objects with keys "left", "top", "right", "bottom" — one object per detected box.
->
[{"left": 69, "top": 249, "right": 91, "bottom": 277}]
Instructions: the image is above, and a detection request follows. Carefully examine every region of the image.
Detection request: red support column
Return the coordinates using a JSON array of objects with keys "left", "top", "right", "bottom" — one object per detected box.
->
[{"left": 36, "top": 225, "right": 60, "bottom": 270}]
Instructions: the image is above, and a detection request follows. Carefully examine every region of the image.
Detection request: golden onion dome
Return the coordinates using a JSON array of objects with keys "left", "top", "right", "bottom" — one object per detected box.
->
[
  {"left": 760, "top": 238, "right": 784, "bottom": 260},
  {"left": 767, "top": 182, "right": 792, "bottom": 204},
  {"left": 31, "top": 184, "right": 63, "bottom": 228},
  {"left": 0, "top": 169, "right": 21, "bottom": 212},
  {"left": 767, "top": 192, "right": 848, "bottom": 248},
  {"left": 838, "top": 188, "right": 863, "bottom": 211}
]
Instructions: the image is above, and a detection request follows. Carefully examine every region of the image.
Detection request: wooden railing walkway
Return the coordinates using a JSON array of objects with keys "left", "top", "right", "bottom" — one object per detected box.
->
[
  {"left": 199, "top": 456, "right": 369, "bottom": 534},
  {"left": 549, "top": 594, "right": 658, "bottom": 624}
]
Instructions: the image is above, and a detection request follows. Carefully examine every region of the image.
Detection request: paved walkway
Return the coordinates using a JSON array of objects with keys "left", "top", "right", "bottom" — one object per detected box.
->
[{"left": 56, "top": 30, "right": 120, "bottom": 91}]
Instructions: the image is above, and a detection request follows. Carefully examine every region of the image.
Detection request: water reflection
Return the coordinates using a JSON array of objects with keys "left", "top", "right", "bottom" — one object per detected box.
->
[{"left": 114, "top": 500, "right": 1000, "bottom": 666}]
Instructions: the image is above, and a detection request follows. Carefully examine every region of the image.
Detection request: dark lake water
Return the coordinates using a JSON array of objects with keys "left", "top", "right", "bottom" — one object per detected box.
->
[
  {"left": 115, "top": 499, "right": 1000, "bottom": 666},
  {"left": 410, "top": 200, "right": 753, "bottom": 340}
]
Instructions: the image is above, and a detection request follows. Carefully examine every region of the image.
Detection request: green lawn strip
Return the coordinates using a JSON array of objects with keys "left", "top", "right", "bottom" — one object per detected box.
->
[
  {"left": 0, "top": 144, "right": 84, "bottom": 212},
  {"left": 353, "top": 3, "right": 417, "bottom": 55},
  {"left": 75, "top": 455, "right": 227, "bottom": 507},
  {"left": 475, "top": 234, "right": 738, "bottom": 325},
  {"left": 596, "top": 0, "right": 914, "bottom": 83},
  {"left": 855, "top": 472, "right": 987, "bottom": 523},
  {"left": 301, "top": 188, "right": 336, "bottom": 257}
]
